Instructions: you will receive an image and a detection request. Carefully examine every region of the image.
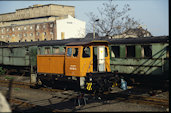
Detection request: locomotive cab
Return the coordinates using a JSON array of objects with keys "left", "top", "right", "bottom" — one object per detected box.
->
[{"left": 65, "top": 40, "right": 111, "bottom": 77}]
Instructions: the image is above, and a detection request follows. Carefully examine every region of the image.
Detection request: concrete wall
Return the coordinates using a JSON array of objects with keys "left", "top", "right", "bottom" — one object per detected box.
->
[
  {"left": 56, "top": 15, "right": 86, "bottom": 40},
  {"left": 0, "top": 4, "right": 75, "bottom": 22}
]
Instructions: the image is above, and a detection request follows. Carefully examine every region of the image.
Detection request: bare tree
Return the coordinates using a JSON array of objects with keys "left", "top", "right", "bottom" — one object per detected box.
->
[{"left": 87, "top": 1, "right": 140, "bottom": 37}]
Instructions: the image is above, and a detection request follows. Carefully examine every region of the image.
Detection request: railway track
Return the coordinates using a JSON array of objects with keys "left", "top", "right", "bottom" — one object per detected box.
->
[
  {"left": 0, "top": 79, "right": 169, "bottom": 112},
  {"left": 0, "top": 79, "right": 64, "bottom": 92},
  {"left": 102, "top": 92, "right": 169, "bottom": 108},
  {"left": 10, "top": 98, "right": 65, "bottom": 112}
]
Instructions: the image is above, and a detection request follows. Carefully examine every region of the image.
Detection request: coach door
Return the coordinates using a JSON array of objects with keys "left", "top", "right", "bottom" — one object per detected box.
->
[{"left": 93, "top": 46, "right": 105, "bottom": 72}]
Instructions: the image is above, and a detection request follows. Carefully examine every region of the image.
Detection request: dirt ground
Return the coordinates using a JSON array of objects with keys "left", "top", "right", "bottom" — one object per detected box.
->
[{"left": 0, "top": 75, "right": 169, "bottom": 112}]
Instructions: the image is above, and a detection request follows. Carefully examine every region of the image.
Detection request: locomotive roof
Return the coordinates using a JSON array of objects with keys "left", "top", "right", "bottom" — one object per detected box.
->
[{"left": 66, "top": 40, "right": 109, "bottom": 46}]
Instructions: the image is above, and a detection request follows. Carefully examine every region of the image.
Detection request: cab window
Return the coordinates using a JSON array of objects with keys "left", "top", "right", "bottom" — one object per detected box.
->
[
  {"left": 105, "top": 47, "right": 108, "bottom": 57},
  {"left": 73, "top": 48, "right": 79, "bottom": 57},
  {"left": 67, "top": 48, "right": 72, "bottom": 56},
  {"left": 83, "top": 47, "right": 90, "bottom": 58}
]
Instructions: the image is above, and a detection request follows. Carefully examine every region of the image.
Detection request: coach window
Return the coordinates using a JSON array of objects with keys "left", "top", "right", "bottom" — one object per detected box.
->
[
  {"left": 111, "top": 46, "right": 120, "bottom": 58},
  {"left": 45, "top": 47, "right": 50, "bottom": 54},
  {"left": 62, "top": 47, "right": 66, "bottom": 53},
  {"left": 83, "top": 47, "right": 90, "bottom": 58},
  {"left": 73, "top": 48, "right": 79, "bottom": 57},
  {"left": 38, "top": 48, "right": 41, "bottom": 55},
  {"left": 126, "top": 45, "right": 135, "bottom": 58},
  {"left": 53, "top": 47, "right": 60, "bottom": 54},
  {"left": 67, "top": 48, "right": 72, "bottom": 57},
  {"left": 141, "top": 45, "right": 152, "bottom": 58}
]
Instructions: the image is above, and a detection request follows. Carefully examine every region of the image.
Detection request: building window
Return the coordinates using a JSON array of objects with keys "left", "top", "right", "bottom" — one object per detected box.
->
[
  {"left": 6, "top": 35, "right": 9, "bottom": 38},
  {"left": 50, "top": 24, "right": 53, "bottom": 28},
  {"left": 126, "top": 45, "right": 135, "bottom": 58},
  {"left": 73, "top": 48, "right": 79, "bottom": 57},
  {"left": 36, "top": 25, "right": 39, "bottom": 30},
  {"left": 83, "top": 47, "right": 90, "bottom": 58},
  {"left": 30, "top": 33, "right": 33, "bottom": 37},
  {"left": 6, "top": 28, "right": 9, "bottom": 32},
  {"left": 111, "top": 46, "right": 120, "bottom": 58},
  {"left": 24, "top": 33, "right": 27, "bottom": 37},
  {"left": 43, "top": 25, "right": 46, "bottom": 29},
  {"left": 12, "top": 34, "right": 15, "bottom": 37},
  {"left": 12, "top": 28, "right": 15, "bottom": 31},
  {"left": 24, "top": 27, "right": 27, "bottom": 30},
  {"left": 50, "top": 32, "right": 53, "bottom": 35},
  {"left": 18, "top": 27, "right": 21, "bottom": 30},
  {"left": 141, "top": 45, "right": 152, "bottom": 58},
  {"left": 53, "top": 47, "right": 60, "bottom": 54},
  {"left": 30, "top": 26, "right": 33, "bottom": 29},
  {"left": 18, "top": 34, "right": 22, "bottom": 37},
  {"left": 67, "top": 48, "right": 72, "bottom": 57},
  {"left": 43, "top": 32, "right": 46, "bottom": 36},
  {"left": 1, "top": 29, "right": 4, "bottom": 33},
  {"left": 1, "top": 35, "right": 4, "bottom": 38},
  {"left": 36, "top": 32, "right": 39, "bottom": 36}
]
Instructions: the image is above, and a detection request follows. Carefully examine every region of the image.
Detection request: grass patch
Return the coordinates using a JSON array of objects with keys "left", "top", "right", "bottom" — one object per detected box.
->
[
  {"left": 14, "top": 88, "right": 20, "bottom": 91},
  {"left": 4, "top": 76, "right": 14, "bottom": 80}
]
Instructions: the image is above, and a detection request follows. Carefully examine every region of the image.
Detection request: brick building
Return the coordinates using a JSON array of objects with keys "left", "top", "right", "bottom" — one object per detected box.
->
[{"left": 0, "top": 4, "right": 85, "bottom": 42}]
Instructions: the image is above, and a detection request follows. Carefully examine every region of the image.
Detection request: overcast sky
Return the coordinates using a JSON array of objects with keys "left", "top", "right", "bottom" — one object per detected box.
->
[{"left": 0, "top": 0, "right": 168, "bottom": 36}]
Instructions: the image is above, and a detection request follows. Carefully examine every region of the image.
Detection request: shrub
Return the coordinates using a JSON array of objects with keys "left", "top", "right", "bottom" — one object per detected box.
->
[{"left": 0, "top": 67, "right": 5, "bottom": 75}]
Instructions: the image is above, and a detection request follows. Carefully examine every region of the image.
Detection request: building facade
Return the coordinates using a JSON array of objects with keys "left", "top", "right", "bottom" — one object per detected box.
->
[
  {"left": 0, "top": 4, "right": 85, "bottom": 42},
  {"left": 111, "top": 26, "right": 152, "bottom": 39}
]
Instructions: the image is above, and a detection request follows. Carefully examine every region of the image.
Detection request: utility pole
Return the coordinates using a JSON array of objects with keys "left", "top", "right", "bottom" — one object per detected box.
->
[{"left": 93, "top": 19, "right": 99, "bottom": 39}]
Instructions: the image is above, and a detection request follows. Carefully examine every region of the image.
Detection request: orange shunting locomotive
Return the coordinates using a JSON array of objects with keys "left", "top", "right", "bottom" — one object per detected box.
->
[{"left": 35, "top": 40, "right": 116, "bottom": 92}]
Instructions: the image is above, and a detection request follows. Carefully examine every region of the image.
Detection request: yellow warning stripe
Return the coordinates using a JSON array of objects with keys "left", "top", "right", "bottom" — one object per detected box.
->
[
  {"left": 112, "top": 82, "right": 118, "bottom": 87},
  {"left": 86, "top": 82, "right": 92, "bottom": 90}
]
